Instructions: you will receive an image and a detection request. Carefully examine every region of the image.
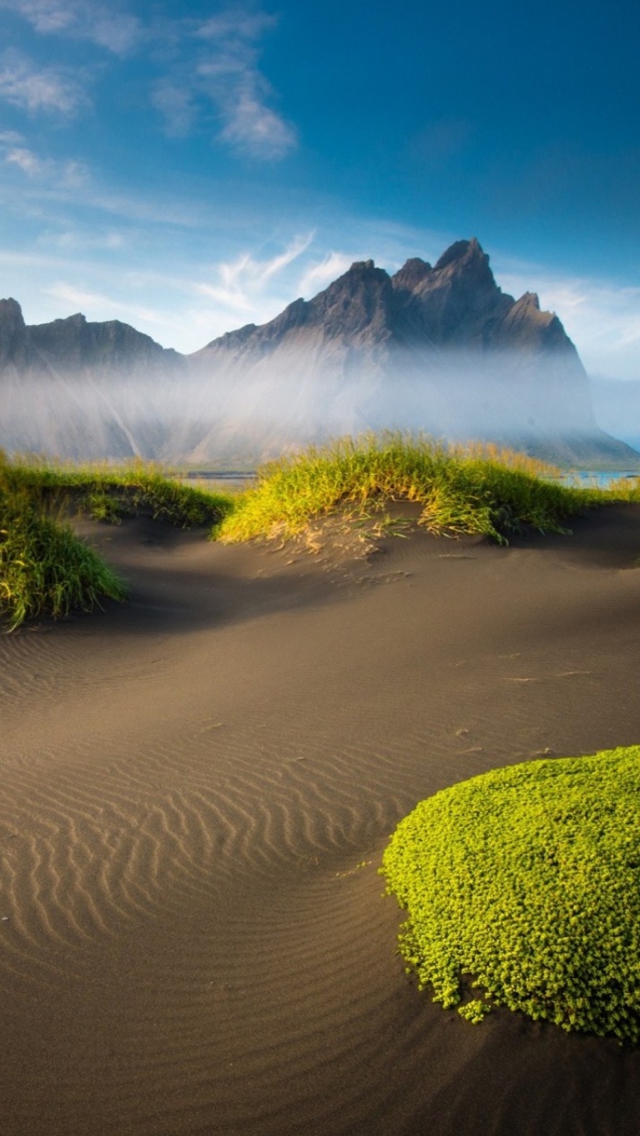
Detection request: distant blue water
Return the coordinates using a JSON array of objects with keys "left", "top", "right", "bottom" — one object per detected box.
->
[{"left": 551, "top": 470, "right": 640, "bottom": 489}]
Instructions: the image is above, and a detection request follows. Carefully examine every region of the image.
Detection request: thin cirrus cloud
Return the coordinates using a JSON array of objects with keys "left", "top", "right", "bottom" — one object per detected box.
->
[
  {"left": 198, "top": 233, "right": 314, "bottom": 312},
  {"left": 153, "top": 10, "right": 298, "bottom": 160},
  {"left": 0, "top": 0, "right": 141, "bottom": 54},
  {"left": 0, "top": 130, "right": 88, "bottom": 185},
  {"left": 298, "top": 252, "right": 356, "bottom": 296},
  {"left": 0, "top": 48, "right": 90, "bottom": 116}
]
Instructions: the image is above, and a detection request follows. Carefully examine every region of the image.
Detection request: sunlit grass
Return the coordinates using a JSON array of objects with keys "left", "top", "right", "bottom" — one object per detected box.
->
[
  {"left": 0, "top": 452, "right": 234, "bottom": 629},
  {"left": 3, "top": 436, "right": 639, "bottom": 629},
  {"left": 5, "top": 455, "right": 235, "bottom": 529},
  {"left": 214, "top": 433, "right": 614, "bottom": 544},
  {"left": 381, "top": 746, "right": 640, "bottom": 1043},
  {"left": 0, "top": 470, "right": 126, "bottom": 631}
]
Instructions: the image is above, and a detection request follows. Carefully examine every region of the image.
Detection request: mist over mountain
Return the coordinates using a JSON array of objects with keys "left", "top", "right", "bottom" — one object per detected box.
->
[
  {"left": 589, "top": 377, "right": 640, "bottom": 455},
  {"left": 1, "top": 239, "right": 637, "bottom": 467}
]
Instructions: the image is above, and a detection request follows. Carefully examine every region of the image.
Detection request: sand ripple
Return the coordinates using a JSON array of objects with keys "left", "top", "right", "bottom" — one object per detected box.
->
[{"left": 0, "top": 514, "right": 640, "bottom": 1133}]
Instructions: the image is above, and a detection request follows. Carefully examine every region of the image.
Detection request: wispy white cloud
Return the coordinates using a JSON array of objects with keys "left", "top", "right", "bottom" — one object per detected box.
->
[
  {"left": 196, "top": 11, "right": 276, "bottom": 42},
  {"left": 0, "top": 130, "right": 89, "bottom": 184},
  {"left": 0, "top": 0, "right": 141, "bottom": 54},
  {"left": 198, "top": 232, "right": 313, "bottom": 311},
  {"left": 298, "top": 252, "right": 355, "bottom": 296},
  {"left": 217, "top": 85, "right": 297, "bottom": 160},
  {"left": 150, "top": 80, "right": 195, "bottom": 137},
  {"left": 154, "top": 8, "right": 297, "bottom": 160},
  {"left": 0, "top": 49, "right": 90, "bottom": 116},
  {"left": 44, "top": 281, "right": 168, "bottom": 327},
  {"left": 1, "top": 2, "right": 296, "bottom": 158},
  {"left": 43, "top": 229, "right": 125, "bottom": 250}
]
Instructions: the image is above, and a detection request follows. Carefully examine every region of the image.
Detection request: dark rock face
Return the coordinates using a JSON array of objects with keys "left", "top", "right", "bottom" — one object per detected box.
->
[{"left": 0, "top": 298, "right": 28, "bottom": 367}]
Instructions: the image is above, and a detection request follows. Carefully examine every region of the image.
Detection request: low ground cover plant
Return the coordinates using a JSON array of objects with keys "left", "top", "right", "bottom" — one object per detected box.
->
[
  {"left": 214, "top": 433, "right": 631, "bottom": 544},
  {"left": 381, "top": 746, "right": 640, "bottom": 1043}
]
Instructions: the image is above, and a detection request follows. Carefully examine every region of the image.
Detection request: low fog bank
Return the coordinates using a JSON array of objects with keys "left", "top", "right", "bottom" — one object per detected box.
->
[
  {"left": 590, "top": 378, "right": 640, "bottom": 454},
  {"left": 1, "top": 349, "right": 636, "bottom": 468}
]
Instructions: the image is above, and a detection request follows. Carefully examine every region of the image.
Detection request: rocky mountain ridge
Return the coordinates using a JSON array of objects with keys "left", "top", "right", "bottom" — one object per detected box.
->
[
  {"left": 0, "top": 297, "right": 183, "bottom": 379},
  {"left": 195, "top": 239, "right": 579, "bottom": 361},
  {"left": 1, "top": 238, "right": 637, "bottom": 467}
]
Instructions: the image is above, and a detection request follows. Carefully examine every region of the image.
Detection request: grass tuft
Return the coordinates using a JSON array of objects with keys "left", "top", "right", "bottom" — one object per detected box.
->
[
  {"left": 213, "top": 433, "right": 615, "bottom": 545},
  {"left": 0, "top": 454, "right": 234, "bottom": 630},
  {"left": 4, "top": 456, "right": 235, "bottom": 529},
  {"left": 381, "top": 746, "right": 640, "bottom": 1043},
  {"left": 0, "top": 472, "right": 126, "bottom": 631}
]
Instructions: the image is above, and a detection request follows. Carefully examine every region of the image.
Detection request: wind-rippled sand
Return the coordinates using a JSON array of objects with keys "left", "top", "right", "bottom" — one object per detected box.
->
[{"left": 2, "top": 506, "right": 640, "bottom": 1135}]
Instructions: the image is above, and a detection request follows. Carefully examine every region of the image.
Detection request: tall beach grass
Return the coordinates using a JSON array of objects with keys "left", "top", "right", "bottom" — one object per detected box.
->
[
  {"left": 0, "top": 452, "right": 234, "bottom": 629},
  {"left": 214, "top": 433, "right": 629, "bottom": 544},
  {"left": 3, "top": 435, "right": 639, "bottom": 629},
  {"left": 5, "top": 455, "right": 235, "bottom": 529}
]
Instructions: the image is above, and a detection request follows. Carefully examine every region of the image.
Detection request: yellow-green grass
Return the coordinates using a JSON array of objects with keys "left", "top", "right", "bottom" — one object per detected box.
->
[
  {"left": 0, "top": 482, "right": 126, "bottom": 631},
  {"left": 5, "top": 455, "right": 235, "bottom": 529},
  {"left": 0, "top": 454, "right": 235, "bottom": 629},
  {"left": 381, "top": 746, "right": 640, "bottom": 1043},
  {"left": 213, "top": 434, "right": 629, "bottom": 545}
]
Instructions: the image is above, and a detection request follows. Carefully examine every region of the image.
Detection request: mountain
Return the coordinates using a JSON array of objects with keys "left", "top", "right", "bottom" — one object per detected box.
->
[
  {"left": 189, "top": 238, "right": 637, "bottom": 466},
  {"left": 1, "top": 239, "right": 638, "bottom": 467},
  {"left": 0, "top": 299, "right": 186, "bottom": 459},
  {"left": 0, "top": 297, "right": 183, "bottom": 377},
  {"left": 195, "top": 239, "right": 574, "bottom": 360}
]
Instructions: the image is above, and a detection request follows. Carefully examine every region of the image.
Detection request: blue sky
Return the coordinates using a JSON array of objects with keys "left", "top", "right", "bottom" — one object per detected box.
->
[{"left": 0, "top": 0, "right": 638, "bottom": 378}]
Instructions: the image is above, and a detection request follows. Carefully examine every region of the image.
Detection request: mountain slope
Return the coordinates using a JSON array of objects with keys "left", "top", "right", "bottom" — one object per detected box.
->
[{"left": 0, "top": 299, "right": 186, "bottom": 460}]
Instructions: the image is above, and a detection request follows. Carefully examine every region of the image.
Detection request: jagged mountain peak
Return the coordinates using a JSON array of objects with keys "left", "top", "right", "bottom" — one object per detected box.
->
[
  {"left": 194, "top": 236, "right": 577, "bottom": 360},
  {"left": 3, "top": 237, "right": 638, "bottom": 469},
  {"left": 0, "top": 297, "right": 25, "bottom": 324},
  {"left": 434, "top": 236, "right": 485, "bottom": 270},
  {"left": 391, "top": 258, "right": 433, "bottom": 292}
]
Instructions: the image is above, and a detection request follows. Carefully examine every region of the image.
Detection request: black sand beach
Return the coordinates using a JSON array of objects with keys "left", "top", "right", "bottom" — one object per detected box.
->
[{"left": 1, "top": 506, "right": 640, "bottom": 1135}]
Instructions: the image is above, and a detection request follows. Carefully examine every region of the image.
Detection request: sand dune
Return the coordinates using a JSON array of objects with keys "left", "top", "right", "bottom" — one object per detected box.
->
[{"left": 1, "top": 506, "right": 640, "bottom": 1134}]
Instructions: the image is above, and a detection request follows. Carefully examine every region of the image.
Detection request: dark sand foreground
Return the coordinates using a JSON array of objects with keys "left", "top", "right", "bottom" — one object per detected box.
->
[{"left": 1, "top": 505, "right": 640, "bottom": 1135}]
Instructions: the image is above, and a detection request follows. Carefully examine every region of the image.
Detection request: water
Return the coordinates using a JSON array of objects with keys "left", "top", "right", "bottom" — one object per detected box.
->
[{"left": 554, "top": 470, "right": 640, "bottom": 489}]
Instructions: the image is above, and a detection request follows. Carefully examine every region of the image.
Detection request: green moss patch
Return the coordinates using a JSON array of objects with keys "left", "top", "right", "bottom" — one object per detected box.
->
[{"left": 381, "top": 747, "right": 640, "bottom": 1043}]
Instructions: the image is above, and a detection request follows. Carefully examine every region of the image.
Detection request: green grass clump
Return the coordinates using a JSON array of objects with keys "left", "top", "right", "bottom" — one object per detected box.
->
[
  {"left": 381, "top": 746, "right": 640, "bottom": 1043},
  {"left": 213, "top": 434, "right": 604, "bottom": 544},
  {"left": 0, "top": 479, "right": 126, "bottom": 631},
  {"left": 5, "top": 457, "right": 234, "bottom": 529},
  {"left": 0, "top": 453, "right": 235, "bottom": 630}
]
